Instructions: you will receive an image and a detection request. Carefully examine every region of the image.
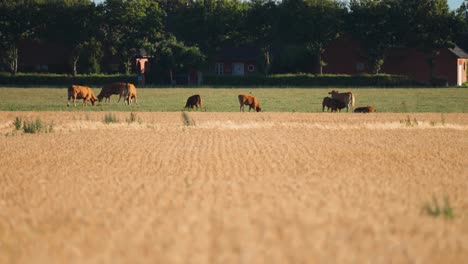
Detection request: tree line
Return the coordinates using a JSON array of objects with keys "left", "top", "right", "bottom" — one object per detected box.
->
[{"left": 0, "top": 0, "right": 467, "bottom": 82}]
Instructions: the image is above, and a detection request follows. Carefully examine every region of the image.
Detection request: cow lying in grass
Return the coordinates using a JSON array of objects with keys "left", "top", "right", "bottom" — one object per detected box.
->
[
  {"left": 322, "top": 97, "right": 346, "bottom": 112},
  {"left": 238, "top": 94, "right": 262, "bottom": 112},
  {"left": 354, "top": 106, "right": 376, "bottom": 113},
  {"left": 67, "top": 85, "right": 98, "bottom": 107},
  {"left": 185, "top": 94, "right": 202, "bottom": 111}
]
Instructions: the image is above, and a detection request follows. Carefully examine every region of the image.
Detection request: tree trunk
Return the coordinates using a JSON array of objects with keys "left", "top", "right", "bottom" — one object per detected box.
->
[
  {"left": 8, "top": 46, "right": 18, "bottom": 75},
  {"left": 125, "top": 58, "right": 131, "bottom": 75},
  {"left": 72, "top": 55, "right": 79, "bottom": 77},
  {"left": 263, "top": 48, "right": 271, "bottom": 76},
  {"left": 316, "top": 50, "right": 323, "bottom": 75},
  {"left": 71, "top": 45, "right": 83, "bottom": 76},
  {"left": 169, "top": 69, "right": 173, "bottom": 85}
]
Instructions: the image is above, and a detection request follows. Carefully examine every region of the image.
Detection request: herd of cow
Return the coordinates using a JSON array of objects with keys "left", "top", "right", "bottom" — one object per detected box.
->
[
  {"left": 67, "top": 83, "right": 375, "bottom": 113},
  {"left": 67, "top": 82, "right": 137, "bottom": 107},
  {"left": 322, "top": 90, "right": 376, "bottom": 113}
]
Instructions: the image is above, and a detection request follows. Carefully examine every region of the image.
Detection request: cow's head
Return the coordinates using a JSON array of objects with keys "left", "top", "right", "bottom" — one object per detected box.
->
[
  {"left": 328, "top": 90, "right": 338, "bottom": 95},
  {"left": 255, "top": 106, "right": 262, "bottom": 112},
  {"left": 91, "top": 96, "right": 98, "bottom": 106},
  {"left": 97, "top": 94, "right": 104, "bottom": 102}
]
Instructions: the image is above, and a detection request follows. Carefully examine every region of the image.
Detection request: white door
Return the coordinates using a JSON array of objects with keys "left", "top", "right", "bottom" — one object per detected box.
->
[
  {"left": 232, "top": 63, "right": 244, "bottom": 76},
  {"left": 457, "top": 61, "right": 463, "bottom": 86}
]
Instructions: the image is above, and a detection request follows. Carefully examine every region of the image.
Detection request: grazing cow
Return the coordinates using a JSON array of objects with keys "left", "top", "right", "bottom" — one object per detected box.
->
[
  {"left": 354, "top": 106, "right": 376, "bottom": 113},
  {"left": 185, "top": 94, "right": 202, "bottom": 111},
  {"left": 238, "top": 94, "right": 261, "bottom": 112},
  {"left": 120, "top": 83, "right": 138, "bottom": 105},
  {"left": 67, "top": 85, "right": 97, "bottom": 107},
  {"left": 97, "top": 83, "right": 126, "bottom": 103},
  {"left": 328, "top": 90, "right": 355, "bottom": 112},
  {"left": 323, "top": 97, "right": 346, "bottom": 112}
]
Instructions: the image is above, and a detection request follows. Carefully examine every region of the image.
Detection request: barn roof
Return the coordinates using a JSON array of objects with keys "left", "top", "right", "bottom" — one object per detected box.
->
[{"left": 449, "top": 45, "right": 468, "bottom": 58}]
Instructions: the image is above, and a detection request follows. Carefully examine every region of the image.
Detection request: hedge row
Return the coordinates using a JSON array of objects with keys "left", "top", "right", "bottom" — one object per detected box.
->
[
  {"left": 0, "top": 73, "right": 136, "bottom": 87},
  {"left": 203, "top": 73, "right": 422, "bottom": 87},
  {"left": 0, "top": 72, "right": 422, "bottom": 87}
]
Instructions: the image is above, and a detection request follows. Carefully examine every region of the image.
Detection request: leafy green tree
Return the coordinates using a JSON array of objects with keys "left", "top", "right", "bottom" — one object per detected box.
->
[
  {"left": 102, "top": 0, "right": 165, "bottom": 74},
  {"left": 40, "top": 0, "right": 98, "bottom": 76},
  {"left": 78, "top": 38, "right": 104, "bottom": 74},
  {"left": 170, "top": 0, "right": 248, "bottom": 58},
  {"left": 0, "top": 1, "right": 41, "bottom": 75},
  {"left": 347, "top": 0, "right": 398, "bottom": 74},
  {"left": 244, "top": 0, "right": 278, "bottom": 75},
  {"left": 151, "top": 35, "right": 205, "bottom": 84},
  {"left": 277, "top": 0, "right": 346, "bottom": 74},
  {"left": 397, "top": 0, "right": 462, "bottom": 82}
]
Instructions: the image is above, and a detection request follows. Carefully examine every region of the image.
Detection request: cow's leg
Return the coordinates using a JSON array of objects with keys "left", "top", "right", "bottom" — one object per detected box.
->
[
  {"left": 73, "top": 97, "right": 77, "bottom": 107},
  {"left": 67, "top": 96, "right": 71, "bottom": 107}
]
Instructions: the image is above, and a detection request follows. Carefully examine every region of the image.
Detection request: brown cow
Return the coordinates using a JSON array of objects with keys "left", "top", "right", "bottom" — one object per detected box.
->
[
  {"left": 67, "top": 85, "right": 98, "bottom": 107},
  {"left": 328, "top": 90, "right": 355, "bottom": 112},
  {"left": 185, "top": 94, "right": 202, "bottom": 111},
  {"left": 97, "top": 83, "right": 126, "bottom": 103},
  {"left": 322, "top": 97, "right": 346, "bottom": 112},
  {"left": 120, "top": 83, "right": 138, "bottom": 105},
  {"left": 354, "top": 106, "right": 376, "bottom": 113},
  {"left": 238, "top": 94, "right": 261, "bottom": 112}
]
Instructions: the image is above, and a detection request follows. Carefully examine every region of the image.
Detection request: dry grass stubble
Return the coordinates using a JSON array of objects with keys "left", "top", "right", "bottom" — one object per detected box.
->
[{"left": 0, "top": 112, "right": 467, "bottom": 264}]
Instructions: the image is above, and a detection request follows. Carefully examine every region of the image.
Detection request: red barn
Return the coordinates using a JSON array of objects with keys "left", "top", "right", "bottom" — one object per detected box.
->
[{"left": 323, "top": 36, "right": 468, "bottom": 86}]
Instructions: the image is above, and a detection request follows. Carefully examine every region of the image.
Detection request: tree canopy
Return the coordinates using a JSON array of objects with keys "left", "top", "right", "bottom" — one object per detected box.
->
[{"left": 0, "top": 0, "right": 465, "bottom": 79}]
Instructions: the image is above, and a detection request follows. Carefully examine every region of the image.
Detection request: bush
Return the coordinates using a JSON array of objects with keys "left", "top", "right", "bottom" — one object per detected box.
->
[
  {"left": 103, "top": 113, "right": 118, "bottom": 124},
  {"left": 203, "top": 73, "right": 421, "bottom": 87},
  {"left": 13, "top": 117, "right": 22, "bottom": 130},
  {"left": 424, "top": 195, "right": 454, "bottom": 219}
]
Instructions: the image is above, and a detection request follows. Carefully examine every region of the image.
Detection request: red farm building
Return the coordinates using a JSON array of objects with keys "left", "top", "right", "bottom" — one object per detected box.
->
[{"left": 323, "top": 36, "right": 468, "bottom": 86}]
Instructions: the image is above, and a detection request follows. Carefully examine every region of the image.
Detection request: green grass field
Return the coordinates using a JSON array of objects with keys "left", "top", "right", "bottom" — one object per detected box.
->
[{"left": 0, "top": 87, "right": 467, "bottom": 112}]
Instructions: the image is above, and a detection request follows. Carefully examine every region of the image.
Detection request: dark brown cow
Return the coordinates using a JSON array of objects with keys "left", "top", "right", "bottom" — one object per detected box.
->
[
  {"left": 354, "top": 106, "right": 376, "bottom": 113},
  {"left": 97, "top": 83, "right": 125, "bottom": 103},
  {"left": 185, "top": 94, "right": 202, "bottom": 111},
  {"left": 238, "top": 94, "right": 261, "bottom": 112},
  {"left": 322, "top": 97, "right": 331, "bottom": 112},
  {"left": 322, "top": 97, "right": 346, "bottom": 112},
  {"left": 67, "top": 85, "right": 98, "bottom": 107},
  {"left": 328, "top": 90, "right": 355, "bottom": 112}
]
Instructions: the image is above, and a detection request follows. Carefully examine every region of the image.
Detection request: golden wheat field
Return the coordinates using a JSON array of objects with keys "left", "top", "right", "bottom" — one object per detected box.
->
[{"left": 0, "top": 111, "right": 467, "bottom": 264}]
